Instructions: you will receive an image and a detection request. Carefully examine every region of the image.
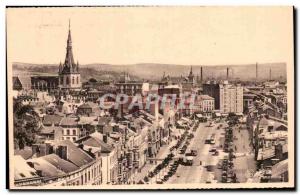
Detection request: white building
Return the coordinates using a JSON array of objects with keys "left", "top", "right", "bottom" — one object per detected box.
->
[{"left": 219, "top": 81, "right": 243, "bottom": 114}]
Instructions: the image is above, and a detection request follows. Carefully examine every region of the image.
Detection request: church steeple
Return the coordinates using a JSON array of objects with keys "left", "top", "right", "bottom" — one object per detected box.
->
[
  {"left": 58, "top": 20, "right": 81, "bottom": 91},
  {"left": 188, "top": 66, "right": 195, "bottom": 84},
  {"left": 62, "top": 19, "right": 77, "bottom": 73},
  {"left": 189, "top": 66, "right": 193, "bottom": 76},
  {"left": 59, "top": 61, "right": 62, "bottom": 73}
]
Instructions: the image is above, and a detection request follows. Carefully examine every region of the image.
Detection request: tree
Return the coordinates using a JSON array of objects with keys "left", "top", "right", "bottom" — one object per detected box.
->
[
  {"left": 89, "top": 78, "right": 98, "bottom": 83},
  {"left": 13, "top": 99, "right": 40, "bottom": 149}
]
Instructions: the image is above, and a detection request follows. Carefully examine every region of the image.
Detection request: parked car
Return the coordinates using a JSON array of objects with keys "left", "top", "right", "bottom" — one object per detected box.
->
[
  {"left": 213, "top": 150, "right": 219, "bottom": 156},
  {"left": 186, "top": 149, "right": 198, "bottom": 156}
]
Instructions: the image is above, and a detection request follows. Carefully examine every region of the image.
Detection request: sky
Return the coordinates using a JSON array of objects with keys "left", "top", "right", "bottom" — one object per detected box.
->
[{"left": 7, "top": 6, "right": 293, "bottom": 66}]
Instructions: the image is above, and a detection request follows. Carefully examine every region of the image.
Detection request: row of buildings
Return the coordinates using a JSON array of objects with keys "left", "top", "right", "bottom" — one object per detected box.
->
[{"left": 245, "top": 81, "right": 288, "bottom": 182}]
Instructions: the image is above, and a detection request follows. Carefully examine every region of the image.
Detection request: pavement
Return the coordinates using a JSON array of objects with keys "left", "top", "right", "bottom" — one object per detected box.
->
[
  {"left": 134, "top": 137, "right": 178, "bottom": 183},
  {"left": 232, "top": 124, "right": 257, "bottom": 182}
]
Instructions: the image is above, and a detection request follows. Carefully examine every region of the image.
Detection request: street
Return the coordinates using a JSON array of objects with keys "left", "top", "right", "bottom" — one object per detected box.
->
[
  {"left": 167, "top": 120, "right": 225, "bottom": 184},
  {"left": 134, "top": 118, "right": 257, "bottom": 185}
]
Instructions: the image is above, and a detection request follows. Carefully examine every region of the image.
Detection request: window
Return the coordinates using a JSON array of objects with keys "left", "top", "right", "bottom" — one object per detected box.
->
[
  {"left": 72, "top": 137, "right": 76, "bottom": 142},
  {"left": 72, "top": 77, "right": 74, "bottom": 84},
  {"left": 66, "top": 129, "right": 70, "bottom": 135},
  {"left": 77, "top": 77, "right": 79, "bottom": 84},
  {"left": 30, "top": 172, "right": 36, "bottom": 176},
  {"left": 73, "top": 129, "right": 76, "bottom": 135},
  {"left": 66, "top": 76, "right": 70, "bottom": 85}
]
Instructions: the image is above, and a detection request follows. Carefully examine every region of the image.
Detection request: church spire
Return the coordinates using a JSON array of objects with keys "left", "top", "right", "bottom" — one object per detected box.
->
[{"left": 62, "top": 19, "right": 77, "bottom": 73}]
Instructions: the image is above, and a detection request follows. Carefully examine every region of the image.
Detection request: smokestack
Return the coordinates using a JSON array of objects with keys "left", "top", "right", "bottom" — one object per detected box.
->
[
  {"left": 269, "top": 68, "right": 272, "bottom": 81},
  {"left": 200, "top": 66, "right": 203, "bottom": 83},
  {"left": 256, "top": 62, "right": 258, "bottom": 81},
  {"left": 226, "top": 67, "right": 229, "bottom": 80}
]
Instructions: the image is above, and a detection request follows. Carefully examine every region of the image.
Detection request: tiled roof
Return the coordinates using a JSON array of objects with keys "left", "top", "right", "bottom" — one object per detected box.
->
[
  {"left": 272, "top": 159, "right": 288, "bottom": 177},
  {"left": 17, "top": 76, "right": 32, "bottom": 89},
  {"left": 41, "top": 154, "right": 78, "bottom": 173},
  {"left": 53, "top": 140, "right": 94, "bottom": 167},
  {"left": 60, "top": 117, "right": 78, "bottom": 126},
  {"left": 82, "top": 132, "right": 114, "bottom": 153},
  {"left": 27, "top": 158, "right": 66, "bottom": 178},
  {"left": 78, "top": 103, "right": 92, "bottom": 109},
  {"left": 14, "top": 147, "right": 33, "bottom": 160},
  {"left": 78, "top": 116, "right": 98, "bottom": 125},
  {"left": 259, "top": 117, "right": 270, "bottom": 126},
  {"left": 40, "top": 125, "right": 63, "bottom": 134},
  {"left": 14, "top": 155, "right": 39, "bottom": 180},
  {"left": 43, "top": 114, "right": 63, "bottom": 126},
  {"left": 198, "top": 94, "right": 214, "bottom": 100},
  {"left": 98, "top": 117, "right": 112, "bottom": 125}
]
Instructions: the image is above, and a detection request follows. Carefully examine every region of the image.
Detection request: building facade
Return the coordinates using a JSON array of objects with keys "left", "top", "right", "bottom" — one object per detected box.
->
[{"left": 219, "top": 81, "right": 243, "bottom": 113}]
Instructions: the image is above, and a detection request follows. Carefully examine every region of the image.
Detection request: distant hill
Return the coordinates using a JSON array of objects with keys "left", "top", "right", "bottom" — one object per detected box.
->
[
  {"left": 12, "top": 62, "right": 140, "bottom": 82},
  {"left": 12, "top": 62, "right": 286, "bottom": 82}
]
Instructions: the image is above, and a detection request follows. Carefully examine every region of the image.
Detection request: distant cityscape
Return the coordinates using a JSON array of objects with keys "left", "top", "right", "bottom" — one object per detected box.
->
[{"left": 12, "top": 22, "right": 288, "bottom": 187}]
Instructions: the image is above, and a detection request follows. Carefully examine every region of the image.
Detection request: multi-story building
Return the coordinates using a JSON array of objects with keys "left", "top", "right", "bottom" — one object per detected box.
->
[
  {"left": 59, "top": 116, "right": 83, "bottom": 142},
  {"left": 76, "top": 131, "right": 119, "bottom": 185},
  {"left": 203, "top": 80, "right": 243, "bottom": 114},
  {"left": 14, "top": 155, "right": 42, "bottom": 187},
  {"left": 243, "top": 92, "right": 257, "bottom": 113},
  {"left": 203, "top": 81, "right": 221, "bottom": 110},
  {"left": 219, "top": 81, "right": 243, "bottom": 114},
  {"left": 193, "top": 95, "right": 215, "bottom": 117},
  {"left": 15, "top": 140, "right": 103, "bottom": 187}
]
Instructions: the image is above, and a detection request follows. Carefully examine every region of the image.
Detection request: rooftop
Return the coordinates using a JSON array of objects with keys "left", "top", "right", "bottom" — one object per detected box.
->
[
  {"left": 51, "top": 140, "right": 94, "bottom": 167},
  {"left": 14, "top": 155, "right": 39, "bottom": 180}
]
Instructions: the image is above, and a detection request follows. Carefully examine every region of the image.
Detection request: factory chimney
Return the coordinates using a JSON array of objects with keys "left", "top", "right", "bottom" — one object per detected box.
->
[
  {"left": 226, "top": 67, "right": 229, "bottom": 80},
  {"left": 200, "top": 66, "right": 203, "bottom": 83},
  {"left": 256, "top": 62, "right": 258, "bottom": 81}
]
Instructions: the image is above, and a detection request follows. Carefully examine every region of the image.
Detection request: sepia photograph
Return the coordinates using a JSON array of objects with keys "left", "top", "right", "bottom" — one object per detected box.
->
[{"left": 6, "top": 6, "right": 295, "bottom": 190}]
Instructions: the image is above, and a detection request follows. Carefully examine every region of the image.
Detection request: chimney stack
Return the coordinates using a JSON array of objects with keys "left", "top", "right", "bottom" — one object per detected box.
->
[
  {"left": 226, "top": 67, "right": 229, "bottom": 80},
  {"left": 200, "top": 66, "right": 203, "bottom": 83},
  {"left": 56, "top": 145, "right": 68, "bottom": 160},
  {"left": 103, "top": 134, "right": 108, "bottom": 143},
  {"left": 256, "top": 62, "right": 258, "bottom": 81}
]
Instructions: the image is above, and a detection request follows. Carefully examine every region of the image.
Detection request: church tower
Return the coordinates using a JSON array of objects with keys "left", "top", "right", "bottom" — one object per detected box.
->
[
  {"left": 188, "top": 66, "right": 195, "bottom": 84},
  {"left": 58, "top": 20, "right": 81, "bottom": 91}
]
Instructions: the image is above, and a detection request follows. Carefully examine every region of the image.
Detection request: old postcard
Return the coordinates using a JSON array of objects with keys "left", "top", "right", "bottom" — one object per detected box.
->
[{"left": 6, "top": 6, "right": 294, "bottom": 190}]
